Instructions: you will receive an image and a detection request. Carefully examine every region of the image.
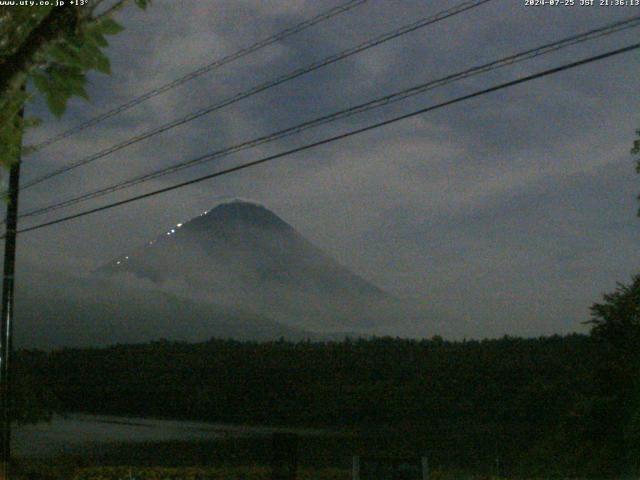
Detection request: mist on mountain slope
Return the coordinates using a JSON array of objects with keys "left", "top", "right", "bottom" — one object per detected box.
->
[
  {"left": 97, "top": 200, "right": 407, "bottom": 331},
  {"left": 14, "top": 201, "right": 480, "bottom": 348},
  {"left": 13, "top": 261, "right": 469, "bottom": 349},
  {"left": 13, "top": 267, "right": 319, "bottom": 349}
]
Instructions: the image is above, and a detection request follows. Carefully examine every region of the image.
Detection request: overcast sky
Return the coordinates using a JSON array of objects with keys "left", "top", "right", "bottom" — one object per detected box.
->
[{"left": 12, "top": 0, "right": 640, "bottom": 338}]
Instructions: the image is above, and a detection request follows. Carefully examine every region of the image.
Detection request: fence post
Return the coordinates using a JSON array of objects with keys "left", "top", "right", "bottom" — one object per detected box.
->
[
  {"left": 421, "top": 456, "right": 429, "bottom": 480},
  {"left": 352, "top": 455, "right": 360, "bottom": 480}
]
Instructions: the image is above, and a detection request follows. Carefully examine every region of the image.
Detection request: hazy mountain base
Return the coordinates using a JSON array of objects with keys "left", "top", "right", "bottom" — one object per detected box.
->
[
  {"left": 13, "top": 266, "right": 463, "bottom": 348},
  {"left": 14, "top": 269, "right": 322, "bottom": 349}
]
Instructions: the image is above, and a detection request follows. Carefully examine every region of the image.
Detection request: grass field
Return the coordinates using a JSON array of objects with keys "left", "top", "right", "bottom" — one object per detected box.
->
[{"left": 16, "top": 463, "right": 512, "bottom": 480}]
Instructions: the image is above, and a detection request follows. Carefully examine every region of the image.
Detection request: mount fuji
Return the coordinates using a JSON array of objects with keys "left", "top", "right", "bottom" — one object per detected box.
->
[{"left": 98, "top": 200, "right": 392, "bottom": 332}]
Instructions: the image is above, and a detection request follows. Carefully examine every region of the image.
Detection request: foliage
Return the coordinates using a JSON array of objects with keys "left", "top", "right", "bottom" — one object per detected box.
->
[
  {"left": 521, "top": 275, "right": 640, "bottom": 477},
  {"left": 12, "top": 349, "right": 58, "bottom": 424},
  {"left": 0, "top": 0, "right": 151, "bottom": 173},
  {"left": 17, "top": 334, "right": 602, "bottom": 476},
  {"left": 588, "top": 274, "right": 640, "bottom": 349},
  {"left": 585, "top": 274, "right": 640, "bottom": 476},
  {"left": 14, "top": 324, "right": 638, "bottom": 476}
]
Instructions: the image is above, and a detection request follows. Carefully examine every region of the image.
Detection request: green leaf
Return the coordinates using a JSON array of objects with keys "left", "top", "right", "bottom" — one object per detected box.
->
[
  {"left": 75, "top": 41, "right": 103, "bottom": 70},
  {"left": 74, "top": 85, "right": 89, "bottom": 100},
  {"left": 95, "top": 51, "right": 111, "bottom": 74},
  {"left": 47, "top": 44, "right": 81, "bottom": 67},
  {"left": 98, "top": 18, "right": 124, "bottom": 36},
  {"left": 61, "top": 41, "right": 96, "bottom": 70},
  {"left": 45, "top": 93, "right": 67, "bottom": 117},
  {"left": 30, "top": 71, "right": 51, "bottom": 96},
  {"left": 89, "top": 30, "right": 109, "bottom": 48},
  {"left": 48, "top": 66, "right": 74, "bottom": 95},
  {"left": 134, "top": 0, "right": 150, "bottom": 10},
  {"left": 62, "top": 69, "right": 89, "bottom": 99}
]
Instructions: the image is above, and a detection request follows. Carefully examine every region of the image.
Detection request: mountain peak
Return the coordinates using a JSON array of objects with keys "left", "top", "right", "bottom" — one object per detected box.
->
[{"left": 194, "top": 199, "right": 290, "bottom": 230}]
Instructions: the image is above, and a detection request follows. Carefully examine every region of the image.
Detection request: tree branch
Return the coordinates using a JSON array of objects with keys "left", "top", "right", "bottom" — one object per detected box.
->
[{"left": 0, "top": 6, "right": 80, "bottom": 96}]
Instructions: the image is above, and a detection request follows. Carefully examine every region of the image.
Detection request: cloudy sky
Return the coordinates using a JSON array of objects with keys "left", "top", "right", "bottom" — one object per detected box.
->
[{"left": 13, "top": 0, "right": 640, "bottom": 338}]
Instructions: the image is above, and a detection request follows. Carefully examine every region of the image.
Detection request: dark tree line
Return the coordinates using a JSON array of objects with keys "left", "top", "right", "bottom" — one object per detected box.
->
[
  {"left": 13, "top": 334, "right": 603, "bottom": 475},
  {"left": 11, "top": 275, "right": 640, "bottom": 477}
]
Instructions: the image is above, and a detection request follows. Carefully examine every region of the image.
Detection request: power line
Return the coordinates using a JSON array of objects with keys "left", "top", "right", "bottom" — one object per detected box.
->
[
  {"left": 19, "top": 16, "right": 640, "bottom": 220},
  {"left": 21, "top": 16, "right": 639, "bottom": 218},
  {"left": 10, "top": 42, "right": 639, "bottom": 238},
  {"left": 28, "top": 0, "right": 368, "bottom": 152},
  {"left": 21, "top": 0, "right": 495, "bottom": 191}
]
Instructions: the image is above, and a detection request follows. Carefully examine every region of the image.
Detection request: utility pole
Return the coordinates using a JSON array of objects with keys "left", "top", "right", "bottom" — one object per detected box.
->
[{"left": 0, "top": 107, "right": 23, "bottom": 480}]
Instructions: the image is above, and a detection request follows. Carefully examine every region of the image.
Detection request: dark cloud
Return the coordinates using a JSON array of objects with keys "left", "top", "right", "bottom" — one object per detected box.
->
[{"left": 11, "top": 0, "right": 640, "bottom": 341}]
